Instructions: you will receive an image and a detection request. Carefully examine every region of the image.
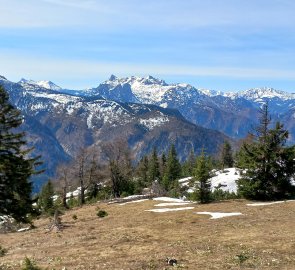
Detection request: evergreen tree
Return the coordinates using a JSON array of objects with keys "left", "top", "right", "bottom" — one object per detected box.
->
[
  {"left": 192, "top": 149, "right": 212, "bottom": 203},
  {"left": 163, "top": 144, "right": 181, "bottom": 189},
  {"left": 38, "top": 180, "right": 54, "bottom": 215},
  {"left": 147, "top": 147, "right": 160, "bottom": 183},
  {"left": 0, "top": 86, "right": 42, "bottom": 222},
  {"left": 159, "top": 152, "right": 167, "bottom": 180},
  {"left": 182, "top": 149, "right": 196, "bottom": 176},
  {"left": 109, "top": 160, "right": 124, "bottom": 197},
  {"left": 237, "top": 104, "right": 295, "bottom": 200},
  {"left": 135, "top": 155, "right": 149, "bottom": 188},
  {"left": 220, "top": 141, "right": 234, "bottom": 169}
]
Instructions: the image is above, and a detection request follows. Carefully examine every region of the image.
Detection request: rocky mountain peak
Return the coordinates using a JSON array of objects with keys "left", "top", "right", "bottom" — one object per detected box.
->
[
  {"left": 109, "top": 74, "right": 118, "bottom": 81},
  {"left": 238, "top": 87, "right": 295, "bottom": 100},
  {"left": 18, "top": 78, "right": 62, "bottom": 91}
]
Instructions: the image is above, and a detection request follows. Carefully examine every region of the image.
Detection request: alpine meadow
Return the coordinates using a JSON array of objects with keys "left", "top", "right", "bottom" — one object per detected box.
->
[{"left": 1, "top": 1, "right": 295, "bottom": 269}]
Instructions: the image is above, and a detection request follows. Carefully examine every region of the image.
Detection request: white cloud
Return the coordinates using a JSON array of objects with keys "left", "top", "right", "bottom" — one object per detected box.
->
[
  {"left": 0, "top": 0, "right": 294, "bottom": 30},
  {"left": 1, "top": 52, "right": 295, "bottom": 89}
]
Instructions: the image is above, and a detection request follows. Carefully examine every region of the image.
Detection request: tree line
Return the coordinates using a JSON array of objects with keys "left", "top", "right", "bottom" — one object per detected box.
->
[{"left": 1, "top": 85, "right": 295, "bottom": 222}]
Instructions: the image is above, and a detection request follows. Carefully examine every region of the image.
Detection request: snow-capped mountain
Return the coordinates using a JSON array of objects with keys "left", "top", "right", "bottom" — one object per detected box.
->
[
  {"left": 89, "top": 75, "right": 295, "bottom": 141},
  {"left": 0, "top": 75, "right": 231, "bottom": 190},
  {"left": 1, "top": 73, "right": 295, "bottom": 188},
  {"left": 19, "top": 78, "right": 62, "bottom": 91},
  {"left": 233, "top": 87, "right": 295, "bottom": 101},
  {"left": 89, "top": 75, "right": 206, "bottom": 105}
]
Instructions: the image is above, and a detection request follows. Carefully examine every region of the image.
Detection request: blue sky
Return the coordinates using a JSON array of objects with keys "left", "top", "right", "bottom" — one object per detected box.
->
[{"left": 1, "top": 0, "right": 295, "bottom": 92}]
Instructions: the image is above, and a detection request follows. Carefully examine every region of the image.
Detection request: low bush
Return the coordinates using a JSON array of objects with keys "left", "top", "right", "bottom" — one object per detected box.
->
[
  {"left": 97, "top": 210, "right": 108, "bottom": 218},
  {"left": 0, "top": 245, "right": 7, "bottom": 256},
  {"left": 22, "top": 257, "right": 42, "bottom": 270},
  {"left": 211, "top": 188, "right": 239, "bottom": 201}
]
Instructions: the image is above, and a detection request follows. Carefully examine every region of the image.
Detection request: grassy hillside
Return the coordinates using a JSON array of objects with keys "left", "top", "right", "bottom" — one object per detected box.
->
[{"left": 1, "top": 199, "right": 295, "bottom": 269}]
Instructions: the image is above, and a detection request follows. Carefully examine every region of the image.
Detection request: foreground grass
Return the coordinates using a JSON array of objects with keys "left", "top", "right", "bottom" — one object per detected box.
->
[{"left": 1, "top": 199, "right": 295, "bottom": 269}]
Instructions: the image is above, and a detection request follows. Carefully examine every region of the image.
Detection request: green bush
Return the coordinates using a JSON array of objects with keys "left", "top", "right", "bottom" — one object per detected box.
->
[
  {"left": 211, "top": 188, "right": 239, "bottom": 201},
  {"left": 95, "top": 187, "right": 113, "bottom": 201},
  {"left": 0, "top": 245, "right": 7, "bottom": 257},
  {"left": 22, "top": 257, "right": 42, "bottom": 270},
  {"left": 97, "top": 210, "right": 108, "bottom": 218},
  {"left": 67, "top": 196, "right": 79, "bottom": 208}
]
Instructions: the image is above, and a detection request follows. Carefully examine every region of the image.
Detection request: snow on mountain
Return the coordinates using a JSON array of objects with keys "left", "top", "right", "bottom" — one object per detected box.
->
[
  {"left": 92, "top": 75, "right": 203, "bottom": 104},
  {"left": 232, "top": 87, "right": 295, "bottom": 101},
  {"left": 139, "top": 115, "right": 170, "bottom": 130},
  {"left": 98, "top": 75, "right": 295, "bottom": 104},
  {"left": 19, "top": 78, "right": 62, "bottom": 91},
  {"left": 198, "top": 88, "right": 225, "bottom": 97},
  {"left": 35, "top": 80, "right": 62, "bottom": 91}
]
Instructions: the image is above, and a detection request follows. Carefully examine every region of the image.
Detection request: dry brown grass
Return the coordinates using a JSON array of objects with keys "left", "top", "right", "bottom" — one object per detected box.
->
[{"left": 1, "top": 199, "right": 295, "bottom": 269}]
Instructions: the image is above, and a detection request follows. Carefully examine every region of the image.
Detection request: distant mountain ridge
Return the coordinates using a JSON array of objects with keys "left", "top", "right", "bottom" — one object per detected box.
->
[
  {"left": 0, "top": 75, "right": 232, "bottom": 189},
  {"left": 88, "top": 75, "right": 295, "bottom": 141},
  {"left": 18, "top": 78, "right": 62, "bottom": 91}
]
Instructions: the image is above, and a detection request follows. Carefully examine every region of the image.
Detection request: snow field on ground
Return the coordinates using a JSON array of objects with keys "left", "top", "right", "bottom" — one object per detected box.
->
[
  {"left": 196, "top": 212, "right": 243, "bottom": 219},
  {"left": 119, "top": 199, "right": 149, "bottom": 205},
  {"left": 152, "top": 197, "right": 187, "bottom": 203},
  {"left": 154, "top": 202, "right": 193, "bottom": 207},
  {"left": 145, "top": 207, "right": 195, "bottom": 213},
  {"left": 246, "top": 200, "right": 295, "bottom": 206},
  {"left": 178, "top": 168, "right": 241, "bottom": 194}
]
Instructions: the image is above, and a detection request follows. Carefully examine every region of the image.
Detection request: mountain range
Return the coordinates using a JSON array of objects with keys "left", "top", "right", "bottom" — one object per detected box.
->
[{"left": 1, "top": 74, "right": 294, "bottom": 189}]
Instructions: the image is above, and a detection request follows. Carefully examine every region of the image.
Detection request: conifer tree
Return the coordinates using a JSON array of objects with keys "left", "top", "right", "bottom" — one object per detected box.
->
[
  {"left": 159, "top": 152, "right": 167, "bottom": 179},
  {"left": 182, "top": 149, "right": 196, "bottom": 176},
  {"left": 192, "top": 149, "right": 212, "bottom": 203},
  {"left": 0, "top": 85, "right": 42, "bottom": 222},
  {"left": 220, "top": 141, "right": 234, "bottom": 169},
  {"left": 147, "top": 147, "right": 160, "bottom": 184},
  {"left": 136, "top": 155, "right": 149, "bottom": 186},
  {"left": 38, "top": 180, "right": 54, "bottom": 215},
  {"left": 163, "top": 144, "right": 181, "bottom": 189},
  {"left": 237, "top": 104, "right": 295, "bottom": 200}
]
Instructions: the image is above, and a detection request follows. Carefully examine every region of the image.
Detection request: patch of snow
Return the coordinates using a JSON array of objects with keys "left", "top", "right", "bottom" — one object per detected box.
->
[
  {"left": 122, "top": 194, "right": 148, "bottom": 200},
  {"left": 17, "top": 227, "right": 30, "bottom": 232},
  {"left": 145, "top": 207, "right": 194, "bottom": 213},
  {"left": 154, "top": 202, "right": 193, "bottom": 207},
  {"left": 0, "top": 215, "right": 14, "bottom": 225},
  {"left": 139, "top": 116, "right": 169, "bottom": 130},
  {"left": 31, "top": 92, "right": 80, "bottom": 104},
  {"left": 179, "top": 168, "right": 241, "bottom": 194},
  {"left": 247, "top": 201, "right": 285, "bottom": 206},
  {"left": 52, "top": 195, "right": 59, "bottom": 201},
  {"left": 179, "top": 176, "right": 193, "bottom": 183},
  {"left": 153, "top": 197, "right": 186, "bottom": 203},
  {"left": 196, "top": 212, "right": 243, "bottom": 219},
  {"left": 210, "top": 168, "right": 241, "bottom": 193},
  {"left": 119, "top": 199, "right": 149, "bottom": 205}
]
